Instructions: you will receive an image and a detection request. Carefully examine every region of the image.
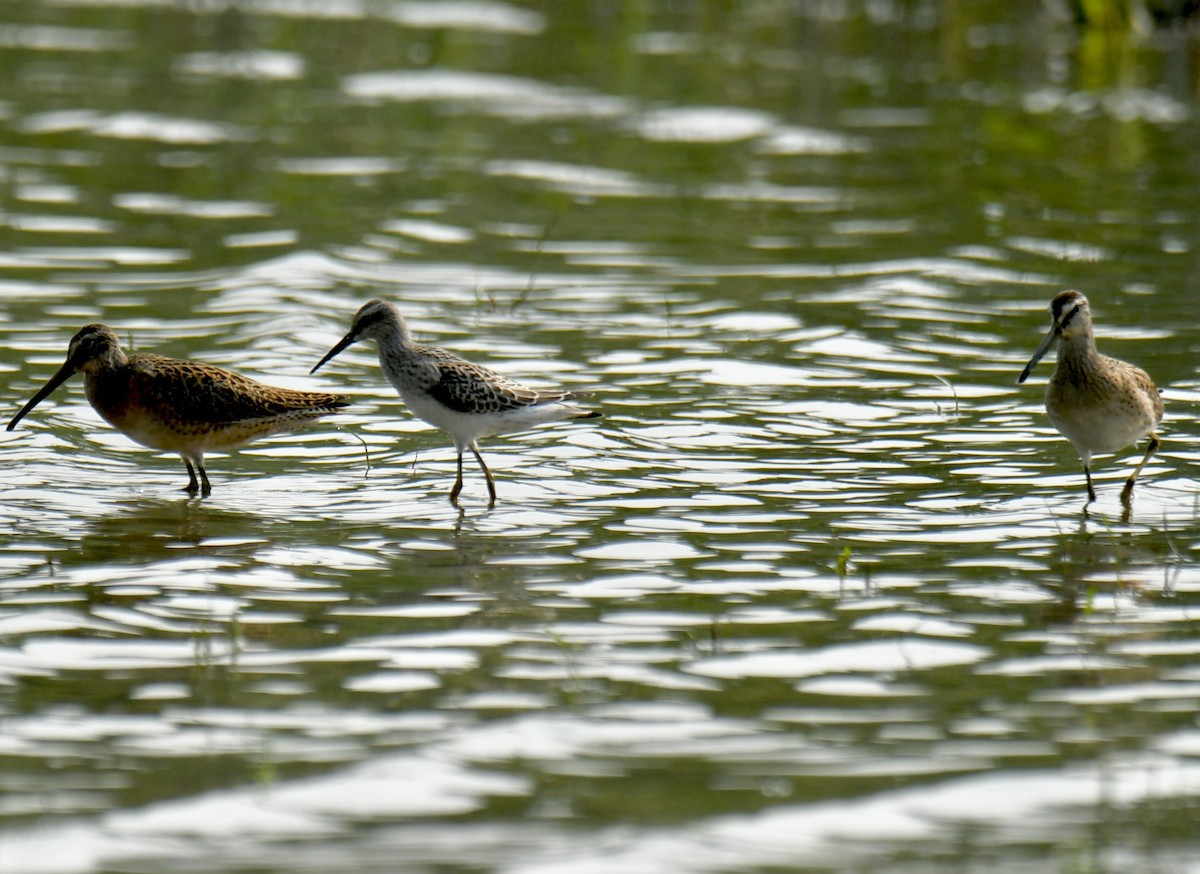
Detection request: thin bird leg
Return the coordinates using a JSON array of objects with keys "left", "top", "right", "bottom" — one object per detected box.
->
[
  {"left": 449, "top": 451, "right": 465, "bottom": 504},
  {"left": 1121, "top": 433, "right": 1161, "bottom": 503},
  {"left": 183, "top": 460, "right": 200, "bottom": 494},
  {"left": 1084, "top": 464, "right": 1097, "bottom": 505},
  {"left": 198, "top": 464, "right": 212, "bottom": 497},
  {"left": 471, "top": 446, "right": 497, "bottom": 507}
]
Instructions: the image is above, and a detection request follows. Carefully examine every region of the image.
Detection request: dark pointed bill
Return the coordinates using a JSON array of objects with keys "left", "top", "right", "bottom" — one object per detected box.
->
[
  {"left": 7, "top": 359, "right": 78, "bottom": 431},
  {"left": 1016, "top": 321, "right": 1060, "bottom": 385},
  {"left": 310, "top": 332, "right": 357, "bottom": 375}
]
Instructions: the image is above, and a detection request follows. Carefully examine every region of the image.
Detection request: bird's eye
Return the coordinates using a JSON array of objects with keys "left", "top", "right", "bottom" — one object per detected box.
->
[{"left": 1058, "top": 304, "right": 1081, "bottom": 330}]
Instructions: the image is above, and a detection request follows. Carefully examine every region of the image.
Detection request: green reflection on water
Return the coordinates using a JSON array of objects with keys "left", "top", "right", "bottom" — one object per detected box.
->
[{"left": 1, "top": 1, "right": 1199, "bottom": 872}]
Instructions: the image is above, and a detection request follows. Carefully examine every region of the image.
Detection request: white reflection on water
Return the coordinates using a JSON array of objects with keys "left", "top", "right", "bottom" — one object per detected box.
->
[
  {"left": 1, "top": 300, "right": 1197, "bottom": 863},
  {"left": 687, "top": 639, "right": 989, "bottom": 680},
  {"left": 7, "top": 713, "right": 1197, "bottom": 874},
  {"left": 540, "top": 757, "right": 1200, "bottom": 874},
  {"left": 485, "top": 159, "right": 668, "bottom": 198},
  {"left": 2, "top": 2, "right": 1200, "bottom": 870},
  {"left": 18, "top": 110, "right": 251, "bottom": 144},
  {"left": 0, "top": 24, "right": 131, "bottom": 51},
  {"left": 344, "top": 69, "right": 632, "bottom": 120},
  {"left": 174, "top": 50, "right": 305, "bottom": 80},
  {"left": 756, "top": 125, "right": 870, "bottom": 155},
  {"left": 113, "top": 193, "right": 274, "bottom": 219},
  {"left": 632, "top": 106, "right": 777, "bottom": 143}
]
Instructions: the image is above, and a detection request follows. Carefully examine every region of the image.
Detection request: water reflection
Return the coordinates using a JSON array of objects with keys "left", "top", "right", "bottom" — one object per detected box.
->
[{"left": 2, "top": 0, "right": 1200, "bottom": 872}]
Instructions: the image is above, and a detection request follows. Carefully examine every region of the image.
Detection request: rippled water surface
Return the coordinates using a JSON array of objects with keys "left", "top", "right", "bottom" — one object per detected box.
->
[{"left": 2, "top": 2, "right": 1200, "bottom": 872}]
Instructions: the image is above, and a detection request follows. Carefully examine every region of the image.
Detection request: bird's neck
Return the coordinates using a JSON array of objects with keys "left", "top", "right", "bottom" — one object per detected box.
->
[
  {"left": 376, "top": 314, "right": 414, "bottom": 348},
  {"left": 1055, "top": 330, "right": 1099, "bottom": 375},
  {"left": 82, "top": 359, "right": 130, "bottom": 417}
]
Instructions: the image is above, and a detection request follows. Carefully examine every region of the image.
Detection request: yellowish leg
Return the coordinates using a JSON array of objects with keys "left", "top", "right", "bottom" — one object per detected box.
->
[
  {"left": 1121, "top": 433, "right": 1160, "bottom": 503},
  {"left": 472, "top": 446, "right": 497, "bottom": 507}
]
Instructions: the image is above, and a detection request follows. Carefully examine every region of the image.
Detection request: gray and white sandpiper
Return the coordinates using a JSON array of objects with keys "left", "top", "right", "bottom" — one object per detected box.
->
[
  {"left": 311, "top": 299, "right": 600, "bottom": 506},
  {"left": 1017, "top": 290, "right": 1163, "bottom": 507}
]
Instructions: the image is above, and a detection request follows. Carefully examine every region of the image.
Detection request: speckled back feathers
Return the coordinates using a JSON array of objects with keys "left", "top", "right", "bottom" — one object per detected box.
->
[
  {"left": 120, "top": 354, "right": 349, "bottom": 430},
  {"left": 391, "top": 342, "right": 595, "bottom": 417}
]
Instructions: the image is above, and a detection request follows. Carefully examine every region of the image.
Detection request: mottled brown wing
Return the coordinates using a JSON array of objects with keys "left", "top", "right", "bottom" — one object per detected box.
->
[
  {"left": 1142, "top": 370, "right": 1165, "bottom": 424},
  {"left": 1105, "top": 355, "right": 1164, "bottom": 425},
  {"left": 128, "top": 354, "right": 348, "bottom": 427}
]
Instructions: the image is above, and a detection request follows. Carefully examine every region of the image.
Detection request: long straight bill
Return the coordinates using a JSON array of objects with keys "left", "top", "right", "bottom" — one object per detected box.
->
[
  {"left": 310, "top": 332, "right": 356, "bottom": 375},
  {"left": 1016, "top": 323, "right": 1059, "bottom": 385},
  {"left": 7, "top": 359, "right": 77, "bottom": 430}
]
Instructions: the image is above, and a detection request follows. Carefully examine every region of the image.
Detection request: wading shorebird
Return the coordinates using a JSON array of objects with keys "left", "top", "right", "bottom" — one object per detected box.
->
[
  {"left": 8, "top": 324, "right": 349, "bottom": 495},
  {"left": 311, "top": 299, "right": 600, "bottom": 506},
  {"left": 1017, "top": 290, "right": 1163, "bottom": 507}
]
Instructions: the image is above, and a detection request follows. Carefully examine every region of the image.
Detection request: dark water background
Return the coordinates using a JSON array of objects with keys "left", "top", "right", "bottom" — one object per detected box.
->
[{"left": 1, "top": 2, "right": 1199, "bottom": 872}]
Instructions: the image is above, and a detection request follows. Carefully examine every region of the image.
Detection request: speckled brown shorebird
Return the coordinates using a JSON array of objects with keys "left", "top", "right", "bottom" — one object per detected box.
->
[
  {"left": 311, "top": 299, "right": 600, "bottom": 506},
  {"left": 8, "top": 323, "right": 349, "bottom": 495},
  {"left": 1017, "top": 290, "right": 1163, "bottom": 507}
]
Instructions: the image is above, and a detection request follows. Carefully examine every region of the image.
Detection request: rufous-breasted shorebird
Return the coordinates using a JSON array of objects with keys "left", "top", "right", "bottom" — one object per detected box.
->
[
  {"left": 8, "top": 323, "right": 349, "bottom": 495},
  {"left": 1018, "top": 290, "right": 1163, "bottom": 507}
]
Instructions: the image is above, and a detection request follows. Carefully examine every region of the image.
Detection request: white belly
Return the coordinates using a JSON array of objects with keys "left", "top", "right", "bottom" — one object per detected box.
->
[
  {"left": 401, "top": 389, "right": 583, "bottom": 450},
  {"left": 1046, "top": 389, "right": 1157, "bottom": 460}
]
